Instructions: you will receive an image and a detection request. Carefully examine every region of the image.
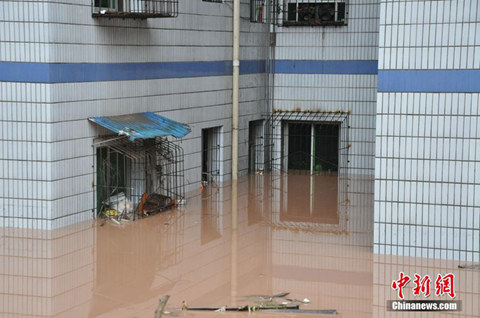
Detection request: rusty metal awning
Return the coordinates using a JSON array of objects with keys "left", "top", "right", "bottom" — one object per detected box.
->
[{"left": 89, "top": 112, "right": 191, "bottom": 141}]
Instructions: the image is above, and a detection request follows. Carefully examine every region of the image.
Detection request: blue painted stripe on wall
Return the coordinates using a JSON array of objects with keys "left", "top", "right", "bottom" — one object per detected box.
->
[
  {"left": 378, "top": 70, "right": 480, "bottom": 93},
  {"left": 0, "top": 60, "right": 266, "bottom": 83},
  {"left": 0, "top": 62, "right": 52, "bottom": 82},
  {"left": 240, "top": 60, "right": 266, "bottom": 74},
  {"left": 274, "top": 60, "right": 378, "bottom": 74}
]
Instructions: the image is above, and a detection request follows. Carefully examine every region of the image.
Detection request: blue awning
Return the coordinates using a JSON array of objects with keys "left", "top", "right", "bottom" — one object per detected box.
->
[{"left": 89, "top": 112, "right": 191, "bottom": 141}]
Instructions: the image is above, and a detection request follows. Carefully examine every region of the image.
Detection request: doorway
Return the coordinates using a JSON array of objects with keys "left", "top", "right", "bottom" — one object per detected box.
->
[
  {"left": 201, "top": 127, "right": 222, "bottom": 184},
  {"left": 248, "top": 120, "right": 264, "bottom": 173}
]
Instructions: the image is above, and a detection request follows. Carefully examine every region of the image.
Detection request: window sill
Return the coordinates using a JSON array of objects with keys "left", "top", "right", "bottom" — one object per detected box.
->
[{"left": 283, "top": 20, "right": 346, "bottom": 27}]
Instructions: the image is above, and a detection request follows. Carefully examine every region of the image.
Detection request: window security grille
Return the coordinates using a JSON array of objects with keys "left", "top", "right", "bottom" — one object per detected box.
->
[
  {"left": 284, "top": 0, "right": 346, "bottom": 26},
  {"left": 251, "top": 0, "right": 266, "bottom": 23},
  {"left": 92, "top": 0, "right": 178, "bottom": 18}
]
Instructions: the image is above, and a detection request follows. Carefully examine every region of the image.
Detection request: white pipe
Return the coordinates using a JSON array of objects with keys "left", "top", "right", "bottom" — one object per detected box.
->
[
  {"left": 310, "top": 124, "right": 314, "bottom": 174},
  {"left": 232, "top": 0, "right": 240, "bottom": 180}
]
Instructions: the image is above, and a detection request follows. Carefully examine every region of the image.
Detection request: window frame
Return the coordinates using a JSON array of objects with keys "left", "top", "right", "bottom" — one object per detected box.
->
[
  {"left": 92, "top": 0, "right": 179, "bottom": 18},
  {"left": 250, "top": 0, "right": 266, "bottom": 23},
  {"left": 283, "top": 0, "right": 347, "bottom": 26}
]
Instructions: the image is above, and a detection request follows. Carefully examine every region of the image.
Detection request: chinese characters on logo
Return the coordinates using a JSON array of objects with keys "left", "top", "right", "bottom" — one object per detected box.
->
[{"left": 391, "top": 272, "right": 456, "bottom": 299}]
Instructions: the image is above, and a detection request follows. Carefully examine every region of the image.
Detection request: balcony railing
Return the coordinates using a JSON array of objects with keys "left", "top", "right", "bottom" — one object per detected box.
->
[
  {"left": 92, "top": 0, "right": 178, "bottom": 19},
  {"left": 281, "top": 0, "right": 347, "bottom": 26}
]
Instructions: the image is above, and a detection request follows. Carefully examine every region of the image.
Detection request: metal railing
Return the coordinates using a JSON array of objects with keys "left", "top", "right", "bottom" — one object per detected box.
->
[
  {"left": 278, "top": 0, "right": 347, "bottom": 26},
  {"left": 92, "top": 0, "right": 178, "bottom": 18}
]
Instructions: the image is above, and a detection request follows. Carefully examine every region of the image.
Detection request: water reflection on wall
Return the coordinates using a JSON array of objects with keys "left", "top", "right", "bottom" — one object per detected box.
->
[
  {"left": 1, "top": 174, "right": 378, "bottom": 317},
  {"left": 91, "top": 208, "right": 185, "bottom": 316},
  {"left": 262, "top": 173, "right": 374, "bottom": 318},
  {"left": 0, "top": 222, "right": 95, "bottom": 317}
]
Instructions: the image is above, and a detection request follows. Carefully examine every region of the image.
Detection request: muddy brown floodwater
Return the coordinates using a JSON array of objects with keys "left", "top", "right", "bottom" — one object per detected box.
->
[{"left": 1, "top": 174, "right": 479, "bottom": 317}]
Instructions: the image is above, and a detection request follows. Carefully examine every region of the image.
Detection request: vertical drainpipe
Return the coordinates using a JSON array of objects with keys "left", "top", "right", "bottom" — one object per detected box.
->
[
  {"left": 231, "top": 0, "right": 240, "bottom": 306},
  {"left": 232, "top": 0, "right": 240, "bottom": 180}
]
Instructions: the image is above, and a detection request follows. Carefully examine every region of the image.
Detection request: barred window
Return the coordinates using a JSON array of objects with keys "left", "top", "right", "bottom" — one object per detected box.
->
[
  {"left": 251, "top": 0, "right": 266, "bottom": 23},
  {"left": 284, "top": 0, "right": 346, "bottom": 26},
  {"left": 92, "top": 0, "right": 178, "bottom": 18}
]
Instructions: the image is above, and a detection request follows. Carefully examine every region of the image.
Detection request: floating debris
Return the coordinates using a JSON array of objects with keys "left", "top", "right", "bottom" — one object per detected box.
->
[
  {"left": 154, "top": 295, "right": 170, "bottom": 318},
  {"left": 262, "top": 309, "right": 338, "bottom": 315},
  {"left": 244, "top": 291, "right": 290, "bottom": 301},
  {"left": 183, "top": 303, "right": 299, "bottom": 312},
  {"left": 458, "top": 264, "right": 480, "bottom": 270},
  {"left": 181, "top": 291, "right": 337, "bottom": 314},
  {"left": 214, "top": 306, "right": 226, "bottom": 312},
  {"left": 286, "top": 297, "right": 310, "bottom": 304}
]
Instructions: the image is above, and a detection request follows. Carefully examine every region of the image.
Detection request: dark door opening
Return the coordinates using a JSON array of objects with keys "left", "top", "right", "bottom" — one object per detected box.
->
[
  {"left": 201, "top": 130, "right": 209, "bottom": 183},
  {"left": 248, "top": 120, "right": 264, "bottom": 173},
  {"left": 201, "top": 127, "right": 222, "bottom": 184}
]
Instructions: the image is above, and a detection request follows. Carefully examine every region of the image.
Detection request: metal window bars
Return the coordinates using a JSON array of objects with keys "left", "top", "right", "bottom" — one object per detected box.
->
[
  {"left": 94, "top": 135, "right": 185, "bottom": 220},
  {"left": 260, "top": 109, "right": 351, "bottom": 233},
  {"left": 263, "top": 109, "right": 350, "bottom": 174},
  {"left": 251, "top": 0, "right": 267, "bottom": 23},
  {"left": 280, "top": 0, "right": 347, "bottom": 26},
  {"left": 92, "top": 0, "right": 178, "bottom": 18}
]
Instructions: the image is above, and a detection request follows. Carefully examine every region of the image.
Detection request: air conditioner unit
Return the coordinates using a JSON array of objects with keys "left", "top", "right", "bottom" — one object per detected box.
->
[{"left": 285, "top": 1, "right": 346, "bottom": 26}]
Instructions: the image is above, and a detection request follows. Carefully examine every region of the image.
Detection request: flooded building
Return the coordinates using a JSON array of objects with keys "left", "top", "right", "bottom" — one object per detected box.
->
[
  {"left": 0, "top": 0, "right": 269, "bottom": 229},
  {"left": 0, "top": 0, "right": 479, "bottom": 317}
]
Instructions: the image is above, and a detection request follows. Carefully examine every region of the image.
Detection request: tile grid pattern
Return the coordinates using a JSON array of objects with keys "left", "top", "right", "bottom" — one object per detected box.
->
[
  {"left": 0, "top": 0, "right": 268, "bottom": 229},
  {"left": 374, "top": 0, "right": 480, "bottom": 262}
]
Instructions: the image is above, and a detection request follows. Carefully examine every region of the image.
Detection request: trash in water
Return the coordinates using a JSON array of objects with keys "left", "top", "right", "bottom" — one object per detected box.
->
[
  {"left": 286, "top": 297, "right": 311, "bottom": 304},
  {"left": 154, "top": 295, "right": 170, "bottom": 318},
  {"left": 244, "top": 291, "right": 290, "bottom": 301},
  {"left": 261, "top": 309, "right": 338, "bottom": 315},
  {"left": 104, "top": 209, "right": 118, "bottom": 217},
  {"left": 214, "top": 306, "right": 226, "bottom": 312},
  {"left": 182, "top": 303, "right": 299, "bottom": 312},
  {"left": 181, "top": 291, "right": 337, "bottom": 314},
  {"left": 103, "top": 192, "right": 133, "bottom": 214},
  {"left": 138, "top": 193, "right": 175, "bottom": 216},
  {"left": 458, "top": 263, "right": 480, "bottom": 270}
]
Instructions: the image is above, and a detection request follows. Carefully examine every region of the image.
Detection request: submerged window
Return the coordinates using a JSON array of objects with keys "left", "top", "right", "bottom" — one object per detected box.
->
[
  {"left": 286, "top": 122, "right": 340, "bottom": 172},
  {"left": 95, "top": 137, "right": 185, "bottom": 218},
  {"left": 283, "top": 122, "right": 341, "bottom": 225},
  {"left": 284, "top": 1, "right": 346, "bottom": 26}
]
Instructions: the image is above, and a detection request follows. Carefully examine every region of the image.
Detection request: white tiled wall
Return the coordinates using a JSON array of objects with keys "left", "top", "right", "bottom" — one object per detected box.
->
[
  {"left": 375, "top": 0, "right": 480, "bottom": 261},
  {"left": 0, "top": 0, "right": 268, "bottom": 229},
  {"left": 0, "top": 222, "right": 95, "bottom": 316}
]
